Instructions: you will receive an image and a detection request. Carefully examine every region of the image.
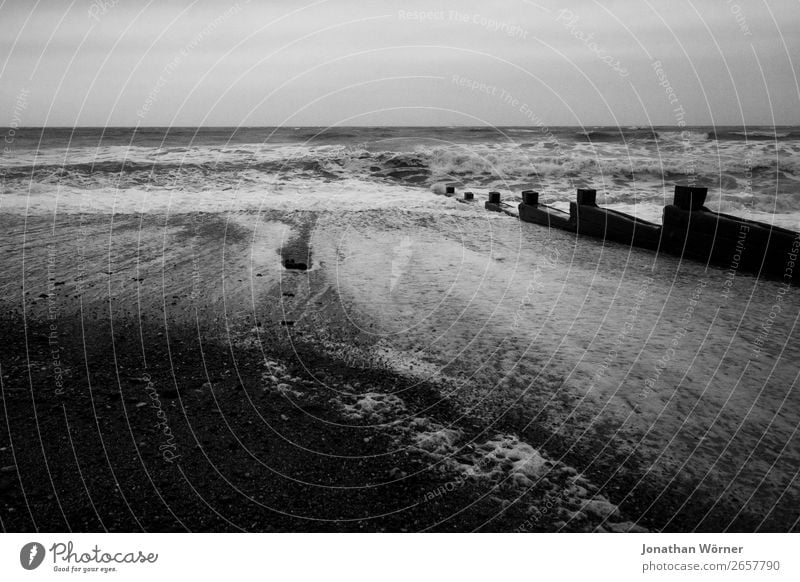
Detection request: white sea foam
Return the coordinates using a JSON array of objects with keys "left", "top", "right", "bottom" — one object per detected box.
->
[{"left": 341, "top": 392, "right": 407, "bottom": 421}]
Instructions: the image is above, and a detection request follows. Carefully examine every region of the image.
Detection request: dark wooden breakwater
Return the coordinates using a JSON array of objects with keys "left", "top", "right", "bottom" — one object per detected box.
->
[{"left": 465, "top": 185, "right": 799, "bottom": 282}]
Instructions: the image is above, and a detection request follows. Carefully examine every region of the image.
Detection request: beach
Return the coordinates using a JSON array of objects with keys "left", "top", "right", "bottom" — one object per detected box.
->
[
  {"left": 0, "top": 206, "right": 645, "bottom": 532},
  {"left": 1, "top": 127, "right": 799, "bottom": 532}
]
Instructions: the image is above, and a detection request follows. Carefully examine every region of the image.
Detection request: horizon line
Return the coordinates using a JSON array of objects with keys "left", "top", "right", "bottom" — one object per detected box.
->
[{"left": 5, "top": 123, "right": 796, "bottom": 129}]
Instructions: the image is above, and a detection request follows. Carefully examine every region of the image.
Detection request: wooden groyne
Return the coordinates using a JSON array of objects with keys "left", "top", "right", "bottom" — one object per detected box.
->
[
  {"left": 467, "top": 185, "right": 799, "bottom": 281},
  {"left": 517, "top": 190, "right": 573, "bottom": 231},
  {"left": 479, "top": 191, "right": 518, "bottom": 218},
  {"left": 661, "top": 186, "right": 799, "bottom": 278},
  {"left": 570, "top": 188, "right": 662, "bottom": 251}
]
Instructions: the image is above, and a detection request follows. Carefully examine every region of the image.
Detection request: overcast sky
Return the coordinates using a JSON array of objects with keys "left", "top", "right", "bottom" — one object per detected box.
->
[{"left": 1, "top": 0, "right": 798, "bottom": 126}]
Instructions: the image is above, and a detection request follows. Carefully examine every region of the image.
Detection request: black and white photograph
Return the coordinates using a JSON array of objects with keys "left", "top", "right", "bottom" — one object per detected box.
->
[{"left": 1, "top": 0, "right": 798, "bottom": 578}]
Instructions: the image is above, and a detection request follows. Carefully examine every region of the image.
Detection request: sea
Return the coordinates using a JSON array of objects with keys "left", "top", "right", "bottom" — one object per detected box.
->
[
  {"left": 2, "top": 125, "right": 799, "bottom": 529},
  {"left": 2, "top": 125, "right": 800, "bottom": 228}
]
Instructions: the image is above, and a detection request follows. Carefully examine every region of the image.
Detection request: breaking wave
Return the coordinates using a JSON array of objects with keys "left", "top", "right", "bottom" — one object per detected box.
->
[
  {"left": 3, "top": 142, "right": 797, "bottom": 191},
  {"left": 1, "top": 126, "right": 798, "bottom": 223}
]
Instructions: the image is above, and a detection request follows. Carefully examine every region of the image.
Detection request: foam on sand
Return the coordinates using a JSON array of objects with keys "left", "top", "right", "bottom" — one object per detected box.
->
[
  {"left": 341, "top": 392, "right": 407, "bottom": 422},
  {"left": 411, "top": 428, "right": 646, "bottom": 532}
]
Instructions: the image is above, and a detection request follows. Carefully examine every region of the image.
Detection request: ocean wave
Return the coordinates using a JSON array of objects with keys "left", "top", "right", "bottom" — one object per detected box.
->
[
  {"left": 714, "top": 129, "right": 800, "bottom": 141},
  {"left": 576, "top": 128, "right": 721, "bottom": 146},
  {"left": 580, "top": 128, "right": 660, "bottom": 142},
  {"left": 3, "top": 143, "right": 798, "bottom": 189},
  {"left": 654, "top": 130, "right": 714, "bottom": 143}
]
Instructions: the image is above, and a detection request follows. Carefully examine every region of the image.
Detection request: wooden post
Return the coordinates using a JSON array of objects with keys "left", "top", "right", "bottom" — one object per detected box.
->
[
  {"left": 673, "top": 185, "right": 708, "bottom": 211},
  {"left": 521, "top": 190, "right": 539, "bottom": 206},
  {"left": 576, "top": 188, "right": 597, "bottom": 206}
]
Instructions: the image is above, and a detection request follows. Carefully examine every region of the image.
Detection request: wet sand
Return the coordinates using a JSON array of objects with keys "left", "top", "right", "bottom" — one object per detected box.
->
[{"left": 0, "top": 205, "right": 797, "bottom": 532}]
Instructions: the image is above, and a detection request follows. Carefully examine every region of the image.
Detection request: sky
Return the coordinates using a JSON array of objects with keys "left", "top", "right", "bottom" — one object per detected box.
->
[{"left": 0, "top": 0, "right": 798, "bottom": 127}]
